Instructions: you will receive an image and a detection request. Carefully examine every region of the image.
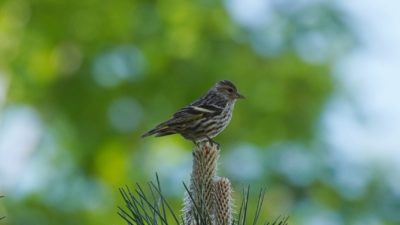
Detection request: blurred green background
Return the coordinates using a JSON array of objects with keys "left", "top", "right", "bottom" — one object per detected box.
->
[{"left": 1, "top": 0, "right": 400, "bottom": 224}]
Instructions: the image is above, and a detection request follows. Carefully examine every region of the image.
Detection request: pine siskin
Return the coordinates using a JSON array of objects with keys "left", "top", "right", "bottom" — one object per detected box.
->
[{"left": 142, "top": 80, "right": 244, "bottom": 144}]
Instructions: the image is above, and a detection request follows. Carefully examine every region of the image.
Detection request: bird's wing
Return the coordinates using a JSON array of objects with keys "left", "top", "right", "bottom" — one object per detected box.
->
[
  {"left": 173, "top": 104, "right": 223, "bottom": 118},
  {"left": 165, "top": 104, "right": 223, "bottom": 127}
]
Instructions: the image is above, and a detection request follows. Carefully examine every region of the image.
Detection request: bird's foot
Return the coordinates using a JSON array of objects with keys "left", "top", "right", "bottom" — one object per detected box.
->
[
  {"left": 205, "top": 136, "right": 220, "bottom": 148},
  {"left": 193, "top": 137, "right": 219, "bottom": 149},
  {"left": 193, "top": 140, "right": 202, "bottom": 148}
]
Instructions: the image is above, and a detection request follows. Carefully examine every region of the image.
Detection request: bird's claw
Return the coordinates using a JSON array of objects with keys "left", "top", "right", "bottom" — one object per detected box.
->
[
  {"left": 193, "top": 137, "right": 219, "bottom": 149},
  {"left": 205, "top": 137, "right": 219, "bottom": 148},
  {"left": 212, "top": 141, "right": 220, "bottom": 148}
]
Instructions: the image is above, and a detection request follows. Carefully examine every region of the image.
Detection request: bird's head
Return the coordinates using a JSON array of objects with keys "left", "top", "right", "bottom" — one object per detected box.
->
[{"left": 215, "top": 80, "right": 245, "bottom": 100}]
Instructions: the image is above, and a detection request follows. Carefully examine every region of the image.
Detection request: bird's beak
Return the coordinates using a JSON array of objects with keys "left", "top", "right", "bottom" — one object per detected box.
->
[{"left": 236, "top": 92, "right": 245, "bottom": 99}]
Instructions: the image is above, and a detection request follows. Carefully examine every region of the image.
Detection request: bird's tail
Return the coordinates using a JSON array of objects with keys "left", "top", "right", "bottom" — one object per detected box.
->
[{"left": 141, "top": 124, "right": 176, "bottom": 138}]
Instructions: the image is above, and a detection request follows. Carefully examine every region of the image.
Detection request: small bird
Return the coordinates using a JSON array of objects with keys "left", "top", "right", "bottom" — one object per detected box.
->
[{"left": 142, "top": 80, "right": 245, "bottom": 145}]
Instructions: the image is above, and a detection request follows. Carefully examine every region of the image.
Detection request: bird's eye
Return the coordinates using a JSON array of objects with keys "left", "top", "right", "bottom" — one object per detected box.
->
[{"left": 227, "top": 88, "right": 234, "bottom": 93}]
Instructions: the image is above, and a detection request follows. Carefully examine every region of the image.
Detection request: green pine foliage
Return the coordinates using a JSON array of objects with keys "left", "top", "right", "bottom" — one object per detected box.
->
[
  {"left": 119, "top": 143, "right": 289, "bottom": 225},
  {"left": 118, "top": 178, "right": 288, "bottom": 225}
]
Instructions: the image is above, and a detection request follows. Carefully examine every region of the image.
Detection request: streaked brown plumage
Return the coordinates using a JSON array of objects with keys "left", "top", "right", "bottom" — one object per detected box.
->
[{"left": 142, "top": 80, "right": 244, "bottom": 144}]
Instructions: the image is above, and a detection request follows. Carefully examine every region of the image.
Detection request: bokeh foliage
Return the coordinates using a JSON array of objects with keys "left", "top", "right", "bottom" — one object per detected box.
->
[{"left": 4, "top": 0, "right": 392, "bottom": 225}]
